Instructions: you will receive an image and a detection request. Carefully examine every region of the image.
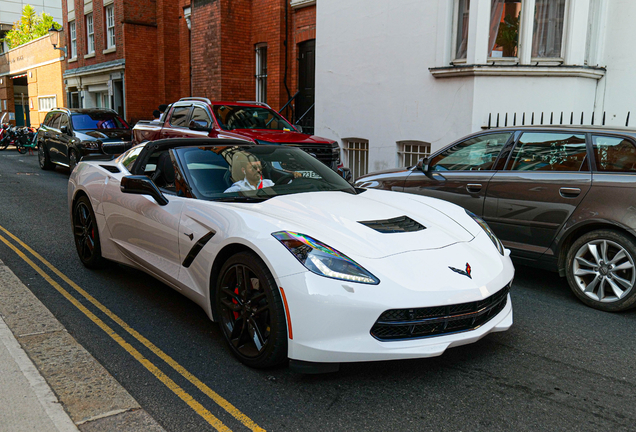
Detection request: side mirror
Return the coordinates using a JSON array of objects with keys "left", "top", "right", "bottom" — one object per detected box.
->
[
  {"left": 188, "top": 120, "right": 212, "bottom": 133},
  {"left": 417, "top": 157, "right": 434, "bottom": 178},
  {"left": 294, "top": 124, "right": 304, "bottom": 133},
  {"left": 120, "top": 175, "right": 169, "bottom": 206},
  {"left": 60, "top": 125, "right": 70, "bottom": 135}
]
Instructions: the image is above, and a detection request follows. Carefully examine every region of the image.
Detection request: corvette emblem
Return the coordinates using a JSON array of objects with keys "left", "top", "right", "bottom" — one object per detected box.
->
[{"left": 449, "top": 263, "right": 472, "bottom": 279}]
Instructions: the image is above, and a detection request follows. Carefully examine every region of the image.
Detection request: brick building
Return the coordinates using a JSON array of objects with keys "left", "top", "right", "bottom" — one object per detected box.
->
[
  {"left": 61, "top": 0, "right": 192, "bottom": 125},
  {"left": 0, "top": 35, "right": 66, "bottom": 127},
  {"left": 190, "top": 0, "right": 317, "bottom": 131}
]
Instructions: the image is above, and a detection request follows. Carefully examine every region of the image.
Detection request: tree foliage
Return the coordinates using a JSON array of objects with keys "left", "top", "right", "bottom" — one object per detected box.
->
[{"left": 2, "top": 5, "right": 61, "bottom": 50}]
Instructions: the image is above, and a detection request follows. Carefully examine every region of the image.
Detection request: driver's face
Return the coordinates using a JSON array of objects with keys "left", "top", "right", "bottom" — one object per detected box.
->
[{"left": 244, "top": 161, "right": 262, "bottom": 184}]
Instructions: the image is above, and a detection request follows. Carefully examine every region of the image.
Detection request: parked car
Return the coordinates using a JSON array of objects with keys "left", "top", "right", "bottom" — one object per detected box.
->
[
  {"left": 355, "top": 126, "right": 636, "bottom": 312},
  {"left": 68, "top": 138, "right": 513, "bottom": 372},
  {"left": 132, "top": 98, "right": 347, "bottom": 178},
  {"left": 38, "top": 108, "right": 132, "bottom": 172}
]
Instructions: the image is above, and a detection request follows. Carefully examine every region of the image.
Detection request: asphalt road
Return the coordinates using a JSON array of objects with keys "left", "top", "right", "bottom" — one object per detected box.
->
[{"left": 0, "top": 150, "right": 635, "bottom": 432}]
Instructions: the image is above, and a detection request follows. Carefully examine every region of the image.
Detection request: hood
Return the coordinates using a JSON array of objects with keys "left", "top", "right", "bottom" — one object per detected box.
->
[
  {"left": 78, "top": 129, "right": 132, "bottom": 142},
  {"left": 228, "top": 189, "right": 475, "bottom": 259},
  {"left": 231, "top": 129, "right": 335, "bottom": 145}
]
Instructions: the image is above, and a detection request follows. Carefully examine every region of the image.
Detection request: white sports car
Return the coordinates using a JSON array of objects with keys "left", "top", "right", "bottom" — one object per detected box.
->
[{"left": 68, "top": 138, "right": 514, "bottom": 372}]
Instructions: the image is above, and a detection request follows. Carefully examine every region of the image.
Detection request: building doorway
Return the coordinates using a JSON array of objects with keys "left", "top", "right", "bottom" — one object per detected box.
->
[
  {"left": 11, "top": 76, "right": 29, "bottom": 126},
  {"left": 297, "top": 39, "right": 315, "bottom": 134}
]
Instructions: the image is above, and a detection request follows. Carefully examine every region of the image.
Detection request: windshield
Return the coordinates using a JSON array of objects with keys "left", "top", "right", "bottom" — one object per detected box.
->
[
  {"left": 212, "top": 105, "right": 295, "bottom": 131},
  {"left": 174, "top": 145, "right": 355, "bottom": 201},
  {"left": 71, "top": 112, "right": 130, "bottom": 130}
]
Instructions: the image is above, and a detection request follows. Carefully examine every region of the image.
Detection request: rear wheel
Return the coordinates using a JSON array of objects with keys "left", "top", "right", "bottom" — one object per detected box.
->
[
  {"left": 38, "top": 142, "right": 55, "bottom": 170},
  {"left": 16, "top": 142, "right": 27, "bottom": 154},
  {"left": 0, "top": 138, "right": 8, "bottom": 151},
  {"left": 72, "top": 195, "right": 104, "bottom": 269},
  {"left": 566, "top": 229, "right": 636, "bottom": 312},
  {"left": 216, "top": 252, "right": 288, "bottom": 368}
]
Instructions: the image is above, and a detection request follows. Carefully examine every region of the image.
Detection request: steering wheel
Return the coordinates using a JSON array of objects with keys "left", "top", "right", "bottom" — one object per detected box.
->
[{"left": 274, "top": 173, "right": 294, "bottom": 185}]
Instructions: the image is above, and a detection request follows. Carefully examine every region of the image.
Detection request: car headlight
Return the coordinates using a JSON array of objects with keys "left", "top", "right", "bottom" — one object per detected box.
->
[
  {"left": 272, "top": 231, "right": 380, "bottom": 284},
  {"left": 83, "top": 140, "right": 100, "bottom": 150},
  {"left": 465, "top": 210, "right": 505, "bottom": 255}
]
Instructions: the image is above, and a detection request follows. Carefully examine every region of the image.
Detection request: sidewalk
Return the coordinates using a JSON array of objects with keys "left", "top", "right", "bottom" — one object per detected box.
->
[
  {"left": 0, "top": 260, "right": 165, "bottom": 431},
  {"left": 0, "top": 315, "right": 78, "bottom": 432}
]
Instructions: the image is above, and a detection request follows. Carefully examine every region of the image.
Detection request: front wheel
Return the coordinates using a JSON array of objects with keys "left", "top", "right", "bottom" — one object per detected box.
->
[
  {"left": 566, "top": 230, "right": 636, "bottom": 312},
  {"left": 16, "top": 143, "right": 27, "bottom": 154},
  {"left": 0, "top": 138, "right": 8, "bottom": 151},
  {"left": 216, "top": 252, "right": 288, "bottom": 368},
  {"left": 72, "top": 195, "right": 104, "bottom": 269}
]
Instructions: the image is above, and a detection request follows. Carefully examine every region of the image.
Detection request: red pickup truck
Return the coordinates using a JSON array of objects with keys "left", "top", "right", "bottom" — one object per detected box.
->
[{"left": 133, "top": 98, "right": 345, "bottom": 173}]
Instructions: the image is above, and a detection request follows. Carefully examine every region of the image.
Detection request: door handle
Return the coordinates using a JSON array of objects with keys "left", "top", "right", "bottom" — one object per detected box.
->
[
  {"left": 559, "top": 187, "right": 581, "bottom": 198},
  {"left": 466, "top": 183, "right": 482, "bottom": 193}
]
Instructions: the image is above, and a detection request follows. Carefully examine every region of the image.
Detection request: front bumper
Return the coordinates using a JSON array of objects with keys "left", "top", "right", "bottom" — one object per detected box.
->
[{"left": 276, "top": 240, "right": 514, "bottom": 364}]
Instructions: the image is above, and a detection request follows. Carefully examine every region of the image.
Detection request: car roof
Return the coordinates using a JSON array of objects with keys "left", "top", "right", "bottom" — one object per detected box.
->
[
  {"left": 50, "top": 108, "right": 118, "bottom": 115},
  {"left": 487, "top": 125, "right": 636, "bottom": 135}
]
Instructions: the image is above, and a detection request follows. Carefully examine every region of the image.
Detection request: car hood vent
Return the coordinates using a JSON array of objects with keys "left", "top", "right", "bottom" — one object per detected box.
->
[
  {"left": 100, "top": 165, "right": 121, "bottom": 173},
  {"left": 358, "top": 216, "right": 426, "bottom": 233}
]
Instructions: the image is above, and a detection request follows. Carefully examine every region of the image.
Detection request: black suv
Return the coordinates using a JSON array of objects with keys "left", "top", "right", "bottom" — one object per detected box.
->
[
  {"left": 38, "top": 108, "right": 132, "bottom": 172},
  {"left": 356, "top": 126, "right": 636, "bottom": 312}
]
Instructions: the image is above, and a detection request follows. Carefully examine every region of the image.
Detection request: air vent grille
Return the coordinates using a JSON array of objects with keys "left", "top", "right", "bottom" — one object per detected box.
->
[
  {"left": 100, "top": 165, "right": 121, "bottom": 173},
  {"left": 358, "top": 216, "right": 425, "bottom": 233}
]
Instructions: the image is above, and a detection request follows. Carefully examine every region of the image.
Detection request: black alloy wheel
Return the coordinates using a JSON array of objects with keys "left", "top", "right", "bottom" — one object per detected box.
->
[
  {"left": 72, "top": 195, "right": 104, "bottom": 269},
  {"left": 69, "top": 149, "right": 79, "bottom": 173},
  {"left": 566, "top": 229, "right": 636, "bottom": 312},
  {"left": 38, "top": 142, "right": 55, "bottom": 170},
  {"left": 216, "top": 252, "right": 287, "bottom": 368}
]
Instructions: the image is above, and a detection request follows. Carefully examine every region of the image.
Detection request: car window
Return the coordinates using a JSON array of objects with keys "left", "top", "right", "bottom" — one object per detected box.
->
[
  {"left": 169, "top": 106, "right": 191, "bottom": 127},
  {"left": 71, "top": 113, "right": 129, "bottom": 130},
  {"left": 48, "top": 113, "right": 62, "bottom": 130},
  {"left": 592, "top": 135, "right": 636, "bottom": 172},
  {"left": 508, "top": 132, "right": 587, "bottom": 172},
  {"left": 43, "top": 112, "right": 55, "bottom": 126},
  {"left": 120, "top": 145, "right": 144, "bottom": 172},
  {"left": 59, "top": 114, "right": 70, "bottom": 130},
  {"left": 430, "top": 132, "right": 511, "bottom": 171},
  {"left": 191, "top": 107, "right": 212, "bottom": 128},
  {"left": 211, "top": 105, "right": 295, "bottom": 131}
]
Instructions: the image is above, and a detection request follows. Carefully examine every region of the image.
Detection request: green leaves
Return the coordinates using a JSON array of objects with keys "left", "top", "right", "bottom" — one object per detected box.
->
[{"left": 2, "top": 5, "right": 61, "bottom": 50}]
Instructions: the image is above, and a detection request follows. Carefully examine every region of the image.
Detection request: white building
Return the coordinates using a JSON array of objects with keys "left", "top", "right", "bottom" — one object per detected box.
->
[
  {"left": 316, "top": 0, "right": 630, "bottom": 179},
  {"left": 0, "top": 0, "right": 63, "bottom": 53}
]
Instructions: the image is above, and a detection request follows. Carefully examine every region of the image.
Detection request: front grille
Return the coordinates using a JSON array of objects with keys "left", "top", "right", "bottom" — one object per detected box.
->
[
  {"left": 359, "top": 216, "right": 426, "bottom": 233},
  {"left": 101, "top": 142, "right": 131, "bottom": 155},
  {"left": 370, "top": 283, "right": 511, "bottom": 341},
  {"left": 297, "top": 145, "right": 338, "bottom": 166}
]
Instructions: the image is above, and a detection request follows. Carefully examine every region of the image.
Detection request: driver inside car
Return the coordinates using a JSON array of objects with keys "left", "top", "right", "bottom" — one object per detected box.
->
[{"left": 224, "top": 151, "right": 275, "bottom": 193}]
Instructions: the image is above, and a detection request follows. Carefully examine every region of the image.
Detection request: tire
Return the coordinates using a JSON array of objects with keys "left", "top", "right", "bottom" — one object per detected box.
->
[
  {"left": 69, "top": 149, "right": 79, "bottom": 173},
  {"left": 72, "top": 195, "right": 104, "bottom": 269},
  {"left": 17, "top": 144, "right": 27, "bottom": 154},
  {"left": 0, "top": 138, "right": 8, "bottom": 151},
  {"left": 38, "top": 142, "right": 55, "bottom": 170},
  {"left": 216, "top": 251, "right": 288, "bottom": 368},
  {"left": 565, "top": 229, "right": 636, "bottom": 312}
]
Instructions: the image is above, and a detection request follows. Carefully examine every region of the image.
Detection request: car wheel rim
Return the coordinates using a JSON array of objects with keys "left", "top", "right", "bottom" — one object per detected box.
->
[
  {"left": 573, "top": 239, "right": 635, "bottom": 303},
  {"left": 219, "top": 264, "right": 271, "bottom": 358},
  {"left": 73, "top": 202, "right": 96, "bottom": 261}
]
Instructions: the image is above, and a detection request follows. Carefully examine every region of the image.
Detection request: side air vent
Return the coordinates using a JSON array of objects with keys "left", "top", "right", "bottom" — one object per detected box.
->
[
  {"left": 100, "top": 165, "right": 121, "bottom": 173},
  {"left": 358, "top": 216, "right": 426, "bottom": 233}
]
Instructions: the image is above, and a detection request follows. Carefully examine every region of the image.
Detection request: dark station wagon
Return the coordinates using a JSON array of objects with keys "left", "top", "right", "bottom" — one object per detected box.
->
[
  {"left": 38, "top": 108, "right": 132, "bottom": 172},
  {"left": 356, "top": 126, "right": 636, "bottom": 312}
]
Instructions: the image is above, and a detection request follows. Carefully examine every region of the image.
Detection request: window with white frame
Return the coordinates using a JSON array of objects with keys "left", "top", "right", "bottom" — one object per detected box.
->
[
  {"left": 343, "top": 138, "right": 369, "bottom": 181},
  {"left": 489, "top": 0, "right": 522, "bottom": 58},
  {"left": 532, "top": 0, "right": 566, "bottom": 58},
  {"left": 453, "top": 0, "right": 470, "bottom": 60},
  {"left": 106, "top": 5, "right": 115, "bottom": 48},
  {"left": 86, "top": 14, "right": 94, "bottom": 54},
  {"left": 69, "top": 21, "right": 76, "bottom": 58},
  {"left": 397, "top": 141, "right": 431, "bottom": 167},
  {"left": 38, "top": 96, "right": 57, "bottom": 112},
  {"left": 255, "top": 44, "right": 267, "bottom": 103}
]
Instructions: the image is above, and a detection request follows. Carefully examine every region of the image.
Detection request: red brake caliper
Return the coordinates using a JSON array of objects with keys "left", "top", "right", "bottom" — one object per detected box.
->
[{"left": 233, "top": 287, "right": 240, "bottom": 320}]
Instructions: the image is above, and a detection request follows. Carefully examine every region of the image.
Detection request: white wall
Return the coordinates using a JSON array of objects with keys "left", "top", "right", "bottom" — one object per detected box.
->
[{"left": 316, "top": 0, "right": 636, "bottom": 175}]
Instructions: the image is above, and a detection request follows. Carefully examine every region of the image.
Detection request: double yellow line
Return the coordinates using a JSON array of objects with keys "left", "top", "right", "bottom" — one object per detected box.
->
[{"left": 0, "top": 224, "right": 264, "bottom": 432}]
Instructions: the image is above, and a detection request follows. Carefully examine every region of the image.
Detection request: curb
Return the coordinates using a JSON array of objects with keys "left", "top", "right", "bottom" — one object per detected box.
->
[{"left": 0, "top": 260, "right": 165, "bottom": 431}]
